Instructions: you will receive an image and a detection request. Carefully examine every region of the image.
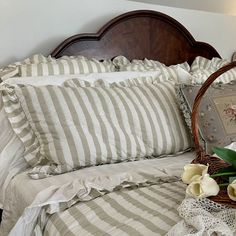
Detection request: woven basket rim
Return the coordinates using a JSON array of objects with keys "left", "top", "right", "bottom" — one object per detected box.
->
[{"left": 191, "top": 61, "right": 236, "bottom": 208}]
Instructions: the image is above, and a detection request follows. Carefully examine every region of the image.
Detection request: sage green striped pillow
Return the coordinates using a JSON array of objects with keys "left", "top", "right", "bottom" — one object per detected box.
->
[
  {"left": 0, "top": 54, "right": 54, "bottom": 81},
  {"left": 113, "top": 55, "right": 161, "bottom": 72},
  {"left": 2, "top": 80, "right": 191, "bottom": 178},
  {"left": 190, "top": 68, "right": 236, "bottom": 84},
  {"left": 112, "top": 56, "right": 190, "bottom": 83},
  {"left": 190, "top": 56, "right": 229, "bottom": 72},
  {"left": 62, "top": 76, "right": 164, "bottom": 88},
  {"left": 20, "top": 58, "right": 116, "bottom": 77},
  {"left": 190, "top": 56, "right": 236, "bottom": 84}
]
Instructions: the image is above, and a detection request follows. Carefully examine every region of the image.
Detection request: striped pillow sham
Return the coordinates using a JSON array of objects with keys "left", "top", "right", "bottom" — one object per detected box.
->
[
  {"left": 112, "top": 56, "right": 191, "bottom": 83},
  {"left": 0, "top": 54, "right": 53, "bottom": 81},
  {"left": 1, "top": 79, "right": 191, "bottom": 178},
  {"left": 190, "top": 69, "right": 236, "bottom": 84},
  {"left": 190, "top": 56, "right": 229, "bottom": 72},
  {"left": 20, "top": 58, "right": 116, "bottom": 77},
  {"left": 62, "top": 76, "right": 165, "bottom": 88},
  {"left": 190, "top": 56, "right": 236, "bottom": 84},
  {"left": 112, "top": 55, "right": 190, "bottom": 71},
  {"left": 112, "top": 55, "right": 164, "bottom": 71}
]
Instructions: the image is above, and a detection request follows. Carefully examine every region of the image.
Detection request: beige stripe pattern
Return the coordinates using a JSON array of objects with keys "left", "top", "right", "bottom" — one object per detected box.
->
[
  {"left": 1, "top": 79, "right": 191, "bottom": 176},
  {"left": 44, "top": 181, "right": 185, "bottom": 236},
  {"left": 112, "top": 56, "right": 189, "bottom": 83},
  {"left": 1, "top": 54, "right": 116, "bottom": 81},
  {"left": 63, "top": 76, "right": 165, "bottom": 88},
  {"left": 20, "top": 58, "right": 116, "bottom": 77},
  {"left": 190, "top": 56, "right": 236, "bottom": 84},
  {"left": 112, "top": 55, "right": 165, "bottom": 72},
  {"left": 190, "top": 56, "right": 229, "bottom": 72},
  {"left": 0, "top": 54, "right": 53, "bottom": 81}
]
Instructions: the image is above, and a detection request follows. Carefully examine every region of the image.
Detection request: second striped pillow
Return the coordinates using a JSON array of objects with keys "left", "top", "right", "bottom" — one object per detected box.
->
[{"left": 1, "top": 78, "right": 191, "bottom": 178}]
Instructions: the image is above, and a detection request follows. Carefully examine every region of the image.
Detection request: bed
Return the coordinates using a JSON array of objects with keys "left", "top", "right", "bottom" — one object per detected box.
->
[
  {"left": 50, "top": 10, "right": 220, "bottom": 63},
  {"left": 0, "top": 10, "right": 227, "bottom": 236}
]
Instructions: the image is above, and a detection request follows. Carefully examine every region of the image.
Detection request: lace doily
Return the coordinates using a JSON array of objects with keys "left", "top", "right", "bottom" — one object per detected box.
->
[{"left": 167, "top": 198, "right": 236, "bottom": 236}]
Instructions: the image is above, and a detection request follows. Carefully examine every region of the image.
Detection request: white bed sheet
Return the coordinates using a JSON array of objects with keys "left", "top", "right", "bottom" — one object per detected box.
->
[
  {"left": 0, "top": 151, "right": 195, "bottom": 235},
  {"left": 5, "top": 71, "right": 162, "bottom": 85}
]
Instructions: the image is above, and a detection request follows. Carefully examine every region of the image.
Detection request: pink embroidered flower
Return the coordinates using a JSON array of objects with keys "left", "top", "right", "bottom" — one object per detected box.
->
[{"left": 224, "top": 104, "right": 236, "bottom": 121}]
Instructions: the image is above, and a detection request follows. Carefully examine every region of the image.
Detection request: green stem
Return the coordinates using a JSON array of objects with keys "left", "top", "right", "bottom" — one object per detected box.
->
[
  {"left": 210, "top": 172, "right": 236, "bottom": 177},
  {"left": 218, "top": 183, "right": 229, "bottom": 188}
]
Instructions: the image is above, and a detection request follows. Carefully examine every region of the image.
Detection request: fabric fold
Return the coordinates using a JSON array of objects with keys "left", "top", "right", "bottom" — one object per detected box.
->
[
  {"left": 9, "top": 170, "right": 180, "bottom": 236},
  {"left": 1, "top": 152, "right": 194, "bottom": 236}
]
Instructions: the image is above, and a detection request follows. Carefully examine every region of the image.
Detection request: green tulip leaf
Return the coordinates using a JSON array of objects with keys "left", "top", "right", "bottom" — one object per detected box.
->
[
  {"left": 212, "top": 147, "right": 236, "bottom": 169},
  {"left": 211, "top": 166, "right": 236, "bottom": 177},
  {"left": 218, "top": 183, "right": 229, "bottom": 188},
  {"left": 216, "top": 166, "right": 236, "bottom": 174}
]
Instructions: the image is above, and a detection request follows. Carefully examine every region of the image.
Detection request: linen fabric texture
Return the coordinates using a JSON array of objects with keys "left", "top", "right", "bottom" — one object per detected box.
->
[
  {"left": 190, "top": 56, "right": 236, "bottom": 84},
  {"left": 1, "top": 77, "right": 191, "bottom": 178},
  {"left": 0, "top": 54, "right": 116, "bottom": 81},
  {"left": 20, "top": 56, "right": 116, "bottom": 77},
  {"left": 0, "top": 54, "right": 52, "bottom": 81},
  {"left": 112, "top": 55, "right": 191, "bottom": 83}
]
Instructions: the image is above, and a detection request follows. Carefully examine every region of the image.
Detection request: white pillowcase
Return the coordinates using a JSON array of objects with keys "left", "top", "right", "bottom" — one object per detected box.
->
[
  {"left": 5, "top": 71, "right": 161, "bottom": 85},
  {"left": 6, "top": 69, "right": 192, "bottom": 86}
]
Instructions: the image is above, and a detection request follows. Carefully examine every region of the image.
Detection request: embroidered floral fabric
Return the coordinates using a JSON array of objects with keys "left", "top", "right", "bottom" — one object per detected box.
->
[{"left": 177, "top": 82, "right": 236, "bottom": 153}]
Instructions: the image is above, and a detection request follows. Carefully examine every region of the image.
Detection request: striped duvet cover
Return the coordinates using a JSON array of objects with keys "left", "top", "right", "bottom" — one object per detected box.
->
[
  {"left": 44, "top": 181, "right": 185, "bottom": 236},
  {"left": 1, "top": 152, "right": 194, "bottom": 236}
]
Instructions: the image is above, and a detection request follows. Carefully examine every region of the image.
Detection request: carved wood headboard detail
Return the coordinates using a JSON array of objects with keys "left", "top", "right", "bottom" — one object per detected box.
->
[{"left": 50, "top": 10, "right": 220, "bottom": 66}]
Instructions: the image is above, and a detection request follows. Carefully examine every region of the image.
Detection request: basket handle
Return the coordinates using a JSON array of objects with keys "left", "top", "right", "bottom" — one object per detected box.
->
[{"left": 191, "top": 61, "right": 236, "bottom": 157}]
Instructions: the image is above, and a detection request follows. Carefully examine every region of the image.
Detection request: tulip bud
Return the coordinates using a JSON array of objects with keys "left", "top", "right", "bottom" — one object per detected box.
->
[
  {"left": 186, "top": 174, "right": 219, "bottom": 198},
  {"left": 182, "top": 164, "right": 208, "bottom": 184},
  {"left": 227, "top": 180, "right": 236, "bottom": 201}
]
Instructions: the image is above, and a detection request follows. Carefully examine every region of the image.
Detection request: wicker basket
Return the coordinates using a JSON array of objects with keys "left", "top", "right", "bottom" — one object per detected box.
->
[{"left": 191, "top": 61, "right": 236, "bottom": 208}]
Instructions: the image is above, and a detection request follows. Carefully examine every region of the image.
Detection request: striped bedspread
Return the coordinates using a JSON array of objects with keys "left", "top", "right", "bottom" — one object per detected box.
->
[
  {"left": 44, "top": 181, "right": 185, "bottom": 236},
  {"left": 2, "top": 153, "right": 194, "bottom": 236}
]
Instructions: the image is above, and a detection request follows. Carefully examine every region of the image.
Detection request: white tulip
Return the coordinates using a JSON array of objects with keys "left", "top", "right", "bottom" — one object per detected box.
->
[
  {"left": 186, "top": 174, "right": 220, "bottom": 198},
  {"left": 182, "top": 164, "right": 208, "bottom": 184},
  {"left": 227, "top": 180, "right": 236, "bottom": 201}
]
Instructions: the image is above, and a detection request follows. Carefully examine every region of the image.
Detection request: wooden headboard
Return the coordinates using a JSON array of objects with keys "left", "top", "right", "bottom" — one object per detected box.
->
[{"left": 50, "top": 10, "right": 220, "bottom": 66}]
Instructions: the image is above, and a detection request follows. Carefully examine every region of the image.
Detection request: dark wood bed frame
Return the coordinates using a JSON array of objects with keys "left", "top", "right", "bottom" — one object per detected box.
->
[
  {"left": 0, "top": 9, "right": 221, "bottom": 224},
  {"left": 51, "top": 10, "right": 220, "bottom": 65}
]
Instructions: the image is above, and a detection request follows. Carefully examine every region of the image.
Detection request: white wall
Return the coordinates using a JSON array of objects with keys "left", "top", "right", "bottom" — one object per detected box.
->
[
  {"left": 130, "top": 0, "right": 236, "bottom": 15},
  {"left": 1, "top": 0, "right": 236, "bottom": 67}
]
